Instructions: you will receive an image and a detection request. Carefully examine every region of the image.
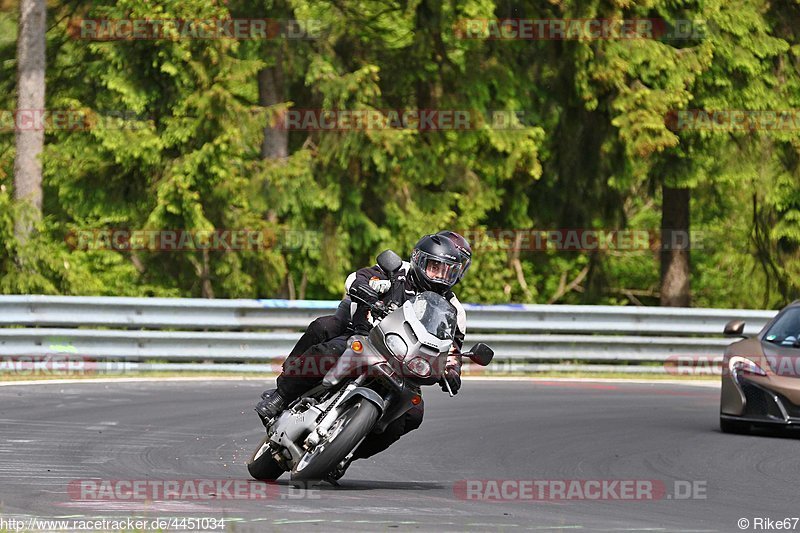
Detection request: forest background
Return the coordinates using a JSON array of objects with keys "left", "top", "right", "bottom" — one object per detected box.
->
[{"left": 1, "top": 0, "right": 799, "bottom": 309}]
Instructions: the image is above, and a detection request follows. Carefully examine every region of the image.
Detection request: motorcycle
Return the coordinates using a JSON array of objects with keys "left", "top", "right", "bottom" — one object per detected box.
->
[{"left": 247, "top": 250, "right": 494, "bottom": 483}]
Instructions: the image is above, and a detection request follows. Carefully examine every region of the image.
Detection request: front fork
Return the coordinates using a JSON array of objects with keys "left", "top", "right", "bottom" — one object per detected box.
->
[
  {"left": 301, "top": 375, "right": 367, "bottom": 449},
  {"left": 268, "top": 376, "right": 363, "bottom": 464}
]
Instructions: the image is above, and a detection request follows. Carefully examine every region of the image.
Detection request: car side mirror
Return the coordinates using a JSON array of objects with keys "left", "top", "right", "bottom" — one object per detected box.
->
[
  {"left": 466, "top": 342, "right": 494, "bottom": 366},
  {"left": 377, "top": 249, "right": 403, "bottom": 276},
  {"left": 724, "top": 319, "right": 746, "bottom": 338}
]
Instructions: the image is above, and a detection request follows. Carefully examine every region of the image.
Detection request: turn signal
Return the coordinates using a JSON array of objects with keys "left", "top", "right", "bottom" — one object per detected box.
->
[
  {"left": 351, "top": 340, "right": 363, "bottom": 352},
  {"left": 411, "top": 395, "right": 422, "bottom": 405}
]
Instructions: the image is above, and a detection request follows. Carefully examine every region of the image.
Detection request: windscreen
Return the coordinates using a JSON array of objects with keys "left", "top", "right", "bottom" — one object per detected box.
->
[
  {"left": 765, "top": 307, "right": 800, "bottom": 348},
  {"left": 410, "top": 291, "right": 457, "bottom": 341}
]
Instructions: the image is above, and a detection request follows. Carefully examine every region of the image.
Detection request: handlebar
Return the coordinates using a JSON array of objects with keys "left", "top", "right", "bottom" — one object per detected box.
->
[{"left": 349, "top": 290, "right": 392, "bottom": 319}]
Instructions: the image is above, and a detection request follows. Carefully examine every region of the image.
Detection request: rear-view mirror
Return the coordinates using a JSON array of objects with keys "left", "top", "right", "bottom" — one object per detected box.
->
[
  {"left": 723, "top": 319, "right": 746, "bottom": 338},
  {"left": 377, "top": 249, "right": 403, "bottom": 275},
  {"left": 466, "top": 342, "right": 494, "bottom": 366}
]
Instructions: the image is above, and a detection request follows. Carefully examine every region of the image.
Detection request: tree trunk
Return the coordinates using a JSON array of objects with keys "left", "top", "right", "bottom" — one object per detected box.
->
[
  {"left": 13, "top": 0, "right": 46, "bottom": 242},
  {"left": 660, "top": 185, "right": 691, "bottom": 307},
  {"left": 258, "top": 46, "right": 287, "bottom": 160},
  {"left": 414, "top": 0, "right": 438, "bottom": 110},
  {"left": 200, "top": 249, "right": 214, "bottom": 299}
]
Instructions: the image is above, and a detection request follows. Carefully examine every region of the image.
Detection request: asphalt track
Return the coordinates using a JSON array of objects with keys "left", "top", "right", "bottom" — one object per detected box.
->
[{"left": 0, "top": 378, "right": 798, "bottom": 532}]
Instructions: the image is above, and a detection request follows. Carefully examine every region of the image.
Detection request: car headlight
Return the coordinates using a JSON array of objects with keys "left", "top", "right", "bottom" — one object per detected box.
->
[
  {"left": 385, "top": 334, "right": 408, "bottom": 360},
  {"left": 407, "top": 357, "right": 431, "bottom": 378},
  {"left": 729, "top": 356, "right": 767, "bottom": 378}
]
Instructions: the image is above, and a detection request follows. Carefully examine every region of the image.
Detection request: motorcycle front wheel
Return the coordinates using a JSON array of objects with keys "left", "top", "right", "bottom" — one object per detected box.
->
[{"left": 290, "top": 399, "right": 379, "bottom": 482}]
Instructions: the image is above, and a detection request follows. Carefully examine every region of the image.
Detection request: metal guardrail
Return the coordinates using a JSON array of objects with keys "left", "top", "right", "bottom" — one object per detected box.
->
[
  {"left": 0, "top": 295, "right": 775, "bottom": 334},
  {"left": 0, "top": 329, "right": 737, "bottom": 361},
  {"left": 0, "top": 295, "right": 778, "bottom": 371}
]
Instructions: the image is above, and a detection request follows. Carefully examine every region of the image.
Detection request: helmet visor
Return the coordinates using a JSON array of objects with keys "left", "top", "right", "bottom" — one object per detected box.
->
[
  {"left": 459, "top": 253, "right": 471, "bottom": 278},
  {"left": 436, "top": 231, "right": 472, "bottom": 281},
  {"left": 413, "top": 250, "right": 463, "bottom": 287}
]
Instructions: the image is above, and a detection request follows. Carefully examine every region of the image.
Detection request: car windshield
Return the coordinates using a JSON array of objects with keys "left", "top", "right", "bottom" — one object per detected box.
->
[
  {"left": 409, "top": 292, "right": 457, "bottom": 341},
  {"left": 764, "top": 307, "right": 800, "bottom": 347}
]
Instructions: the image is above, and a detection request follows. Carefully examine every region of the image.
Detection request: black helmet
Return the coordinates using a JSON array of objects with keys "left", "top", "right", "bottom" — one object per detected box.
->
[
  {"left": 436, "top": 230, "right": 472, "bottom": 281},
  {"left": 409, "top": 234, "right": 464, "bottom": 294}
]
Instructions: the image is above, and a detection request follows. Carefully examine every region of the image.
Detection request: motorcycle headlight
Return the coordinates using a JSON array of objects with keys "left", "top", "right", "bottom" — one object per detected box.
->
[
  {"left": 407, "top": 357, "right": 431, "bottom": 378},
  {"left": 385, "top": 334, "right": 408, "bottom": 359}
]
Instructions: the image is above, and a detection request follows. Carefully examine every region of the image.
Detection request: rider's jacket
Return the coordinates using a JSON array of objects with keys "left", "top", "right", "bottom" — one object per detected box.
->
[{"left": 343, "top": 262, "right": 466, "bottom": 373}]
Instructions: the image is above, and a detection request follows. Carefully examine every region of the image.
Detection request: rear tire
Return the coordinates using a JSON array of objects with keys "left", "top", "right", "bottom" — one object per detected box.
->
[
  {"left": 247, "top": 436, "right": 285, "bottom": 480},
  {"left": 720, "top": 417, "right": 750, "bottom": 434},
  {"left": 291, "top": 399, "right": 379, "bottom": 482}
]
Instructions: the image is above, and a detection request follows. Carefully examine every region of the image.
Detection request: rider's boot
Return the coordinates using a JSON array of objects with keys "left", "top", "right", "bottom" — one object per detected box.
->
[{"left": 255, "top": 389, "right": 287, "bottom": 426}]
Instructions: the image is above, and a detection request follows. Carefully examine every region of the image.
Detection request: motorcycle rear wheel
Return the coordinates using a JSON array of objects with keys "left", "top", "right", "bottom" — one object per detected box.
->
[
  {"left": 290, "top": 399, "right": 379, "bottom": 482},
  {"left": 247, "top": 436, "right": 285, "bottom": 481}
]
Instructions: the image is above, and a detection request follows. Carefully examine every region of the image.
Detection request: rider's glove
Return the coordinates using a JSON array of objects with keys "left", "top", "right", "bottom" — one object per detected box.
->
[
  {"left": 369, "top": 278, "right": 391, "bottom": 294},
  {"left": 439, "top": 366, "right": 462, "bottom": 395},
  {"left": 350, "top": 282, "right": 380, "bottom": 305}
]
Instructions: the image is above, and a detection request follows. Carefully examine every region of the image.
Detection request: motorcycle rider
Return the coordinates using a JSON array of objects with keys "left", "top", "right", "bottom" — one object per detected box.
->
[
  {"left": 255, "top": 233, "right": 471, "bottom": 472},
  {"left": 257, "top": 230, "right": 471, "bottom": 403},
  {"left": 257, "top": 230, "right": 472, "bottom": 384}
]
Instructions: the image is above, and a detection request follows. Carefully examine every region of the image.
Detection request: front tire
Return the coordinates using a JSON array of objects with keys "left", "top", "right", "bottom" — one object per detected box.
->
[
  {"left": 291, "top": 399, "right": 379, "bottom": 482},
  {"left": 247, "top": 436, "right": 285, "bottom": 480}
]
